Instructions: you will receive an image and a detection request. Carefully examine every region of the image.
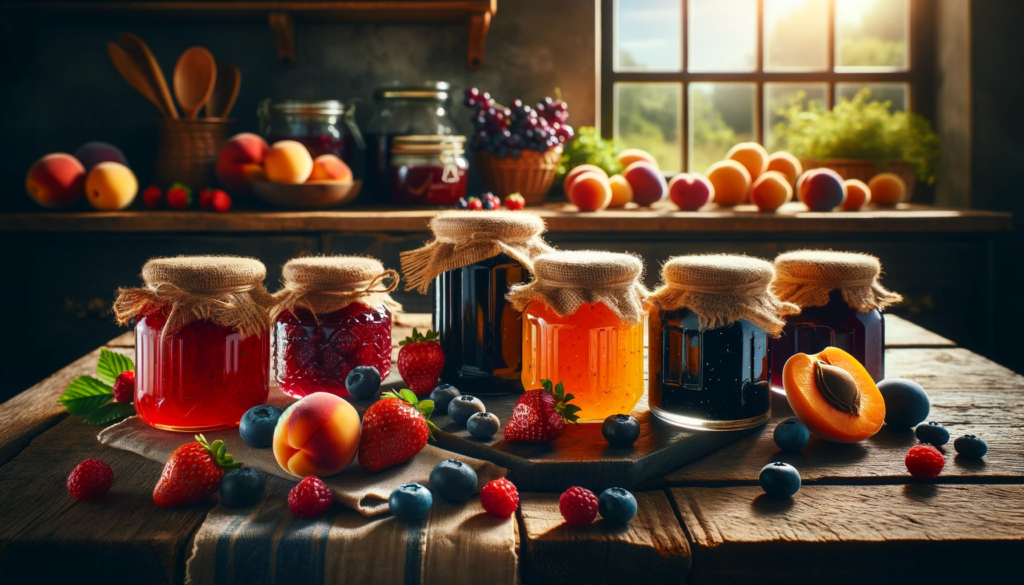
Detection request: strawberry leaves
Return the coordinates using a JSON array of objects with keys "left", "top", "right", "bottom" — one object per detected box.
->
[
  {"left": 58, "top": 349, "right": 136, "bottom": 425},
  {"left": 541, "top": 379, "right": 581, "bottom": 425},
  {"left": 381, "top": 389, "right": 440, "bottom": 439},
  {"left": 398, "top": 328, "right": 439, "bottom": 346}
]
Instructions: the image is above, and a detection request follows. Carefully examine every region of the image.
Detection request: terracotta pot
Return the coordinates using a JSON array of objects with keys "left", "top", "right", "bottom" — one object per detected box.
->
[
  {"left": 802, "top": 158, "right": 916, "bottom": 199},
  {"left": 154, "top": 118, "right": 233, "bottom": 190},
  {"left": 476, "top": 147, "right": 562, "bottom": 205}
]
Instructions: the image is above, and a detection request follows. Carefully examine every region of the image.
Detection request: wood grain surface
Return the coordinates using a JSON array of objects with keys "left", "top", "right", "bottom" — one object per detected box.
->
[
  {"left": 882, "top": 315, "right": 955, "bottom": 347},
  {"left": 886, "top": 347, "right": 1024, "bottom": 389}
]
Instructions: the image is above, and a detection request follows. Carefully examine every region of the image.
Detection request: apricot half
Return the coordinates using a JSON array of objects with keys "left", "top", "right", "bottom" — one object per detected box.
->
[{"left": 782, "top": 347, "right": 885, "bottom": 443}]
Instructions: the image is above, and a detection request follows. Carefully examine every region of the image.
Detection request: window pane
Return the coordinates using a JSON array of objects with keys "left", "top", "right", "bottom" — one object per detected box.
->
[
  {"left": 615, "top": 0, "right": 683, "bottom": 72},
  {"left": 764, "top": 0, "right": 828, "bottom": 72},
  {"left": 688, "top": 0, "right": 757, "bottom": 72},
  {"left": 688, "top": 83, "right": 756, "bottom": 172},
  {"left": 614, "top": 82, "right": 683, "bottom": 172},
  {"left": 764, "top": 83, "right": 828, "bottom": 151},
  {"left": 835, "top": 0, "right": 909, "bottom": 70},
  {"left": 835, "top": 83, "right": 907, "bottom": 111}
]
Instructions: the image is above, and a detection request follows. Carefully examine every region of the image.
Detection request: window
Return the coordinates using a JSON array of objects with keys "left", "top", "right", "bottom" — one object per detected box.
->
[{"left": 600, "top": 0, "right": 934, "bottom": 173}]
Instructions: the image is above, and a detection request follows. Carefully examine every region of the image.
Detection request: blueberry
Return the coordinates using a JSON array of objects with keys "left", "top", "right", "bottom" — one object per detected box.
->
[
  {"left": 429, "top": 459, "right": 478, "bottom": 503},
  {"left": 954, "top": 434, "right": 987, "bottom": 459},
  {"left": 220, "top": 468, "right": 266, "bottom": 507},
  {"left": 480, "top": 197, "right": 497, "bottom": 210},
  {"left": 467, "top": 412, "right": 500, "bottom": 439},
  {"left": 346, "top": 366, "right": 381, "bottom": 400},
  {"left": 601, "top": 414, "right": 640, "bottom": 447},
  {"left": 454, "top": 197, "right": 469, "bottom": 210},
  {"left": 388, "top": 483, "right": 433, "bottom": 522},
  {"left": 773, "top": 418, "right": 810, "bottom": 452},
  {"left": 759, "top": 462, "right": 801, "bottom": 499},
  {"left": 878, "top": 378, "right": 930, "bottom": 428},
  {"left": 430, "top": 384, "right": 461, "bottom": 413},
  {"left": 915, "top": 421, "right": 950, "bottom": 446},
  {"left": 239, "top": 404, "right": 284, "bottom": 448},
  {"left": 448, "top": 395, "right": 485, "bottom": 425},
  {"left": 598, "top": 487, "right": 637, "bottom": 525}
]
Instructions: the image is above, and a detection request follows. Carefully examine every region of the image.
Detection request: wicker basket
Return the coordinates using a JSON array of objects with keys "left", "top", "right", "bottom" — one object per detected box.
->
[
  {"left": 803, "top": 159, "right": 917, "bottom": 199},
  {"left": 476, "top": 147, "right": 562, "bottom": 205},
  {"left": 154, "top": 118, "right": 233, "bottom": 190}
]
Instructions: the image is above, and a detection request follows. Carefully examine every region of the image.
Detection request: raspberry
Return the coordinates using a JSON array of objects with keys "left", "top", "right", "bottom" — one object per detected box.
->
[
  {"left": 212, "top": 190, "right": 232, "bottom": 213},
  {"left": 198, "top": 188, "right": 215, "bottom": 210},
  {"left": 480, "top": 478, "right": 519, "bottom": 518},
  {"left": 905, "top": 445, "right": 945, "bottom": 480},
  {"left": 112, "top": 370, "right": 135, "bottom": 403},
  {"left": 288, "top": 476, "right": 333, "bottom": 518},
  {"left": 142, "top": 185, "right": 163, "bottom": 209},
  {"left": 67, "top": 459, "right": 114, "bottom": 500},
  {"left": 559, "top": 486, "right": 598, "bottom": 526}
]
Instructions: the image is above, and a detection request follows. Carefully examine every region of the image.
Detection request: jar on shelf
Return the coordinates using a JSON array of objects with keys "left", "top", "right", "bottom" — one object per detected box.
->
[
  {"left": 365, "top": 82, "right": 458, "bottom": 203},
  {"left": 647, "top": 255, "right": 799, "bottom": 431},
  {"left": 270, "top": 256, "right": 400, "bottom": 399},
  {"left": 508, "top": 251, "right": 649, "bottom": 420},
  {"left": 400, "top": 211, "right": 552, "bottom": 395},
  {"left": 390, "top": 135, "right": 469, "bottom": 206},
  {"left": 113, "top": 256, "right": 274, "bottom": 432},
  {"left": 258, "top": 99, "right": 365, "bottom": 167},
  {"left": 769, "top": 251, "right": 902, "bottom": 391}
]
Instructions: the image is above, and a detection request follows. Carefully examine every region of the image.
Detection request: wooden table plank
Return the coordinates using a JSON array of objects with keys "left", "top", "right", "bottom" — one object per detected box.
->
[
  {"left": 886, "top": 347, "right": 1024, "bottom": 390},
  {"left": 671, "top": 485, "right": 1024, "bottom": 583},
  {"left": 883, "top": 314, "right": 955, "bottom": 347}
]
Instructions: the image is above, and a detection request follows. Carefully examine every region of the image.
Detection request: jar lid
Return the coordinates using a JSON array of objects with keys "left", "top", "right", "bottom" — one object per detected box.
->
[
  {"left": 263, "top": 100, "right": 351, "bottom": 115},
  {"left": 392, "top": 135, "right": 466, "bottom": 156},
  {"left": 142, "top": 256, "right": 266, "bottom": 292},
  {"left": 772, "top": 250, "right": 902, "bottom": 312},
  {"left": 274, "top": 256, "right": 401, "bottom": 319},
  {"left": 374, "top": 81, "right": 451, "bottom": 101}
]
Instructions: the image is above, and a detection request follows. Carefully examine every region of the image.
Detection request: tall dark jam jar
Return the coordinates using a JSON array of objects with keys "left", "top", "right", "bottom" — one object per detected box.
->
[
  {"left": 258, "top": 99, "right": 364, "bottom": 167},
  {"left": 400, "top": 211, "right": 552, "bottom": 395}
]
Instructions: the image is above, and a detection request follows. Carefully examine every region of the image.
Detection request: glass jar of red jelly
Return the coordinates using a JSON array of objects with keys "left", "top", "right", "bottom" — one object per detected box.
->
[
  {"left": 259, "top": 99, "right": 365, "bottom": 167},
  {"left": 113, "top": 256, "right": 273, "bottom": 432},
  {"left": 390, "top": 135, "right": 468, "bottom": 206},
  {"left": 271, "top": 256, "right": 399, "bottom": 399},
  {"left": 770, "top": 251, "right": 903, "bottom": 391}
]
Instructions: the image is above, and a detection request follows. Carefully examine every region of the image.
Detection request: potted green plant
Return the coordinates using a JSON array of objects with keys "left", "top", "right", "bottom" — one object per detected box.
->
[{"left": 771, "top": 88, "right": 940, "bottom": 197}]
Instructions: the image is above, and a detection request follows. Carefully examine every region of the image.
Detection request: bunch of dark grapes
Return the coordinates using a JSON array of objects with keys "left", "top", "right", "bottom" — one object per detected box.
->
[{"left": 464, "top": 88, "right": 574, "bottom": 159}]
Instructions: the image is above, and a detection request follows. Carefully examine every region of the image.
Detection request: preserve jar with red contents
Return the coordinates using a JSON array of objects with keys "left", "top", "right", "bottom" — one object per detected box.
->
[
  {"left": 258, "top": 99, "right": 365, "bottom": 167},
  {"left": 390, "top": 135, "right": 468, "bottom": 206}
]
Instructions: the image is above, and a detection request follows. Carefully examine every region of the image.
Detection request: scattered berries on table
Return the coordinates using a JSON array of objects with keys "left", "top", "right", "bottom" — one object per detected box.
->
[
  {"left": 220, "top": 467, "right": 266, "bottom": 507},
  {"left": 759, "top": 462, "right": 801, "bottom": 498},
  {"left": 504, "top": 193, "right": 526, "bottom": 210},
  {"left": 773, "top": 417, "right": 810, "bottom": 452},
  {"left": 239, "top": 404, "right": 284, "bottom": 449},
  {"left": 211, "top": 190, "right": 232, "bottom": 213},
  {"left": 504, "top": 380, "right": 580, "bottom": 443},
  {"left": 153, "top": 435, "right": 242, "bottom": 507},
  {"left": 467, "top": 411, "right": 500, "bottom": 439},
  {"left": 598, "top": 487, "right": 637, "bottom": 525},
  {"left": 67, "top": 459, "right": 113, "bottom": 501},
  {"left": 397, "top": 328, "right": 445, "bottom": 396},
  {"left": 448, "top": 395, "right": 485, "bottom": 426},
  {"left": 878, "top": 378, "right": 930, "bottom": 428},
  {"left": 346, "top": 365, "right": 382, "bottom": 400},
  {"left": 429, "top": 459, "right": 478, "bottom": 503},
  {"left": 466, "top": 197, "right": 483, "bottom": 211},
  {"left": 389, "top": 483, "right": 433, "bottom": 522},
  {"left": 142, "top": 185, "right": 163, "bottom": 209},
  {"left": 198, "top": 188, "right": 215, "bottom": 210},
  {"left": 480, "top": 478, "right": 519, "bottom": 518},
  {"left": 559, "top": 486, "right": 598, "bottom": 526},
  {"left": 429, "top": 384, "right": 461, "bottom": 413},
  {"left": 165, "top": 183, "right": 192, "bottom": 209},
  {"left": 453, "top": 197, "right": 470, "bottom": 210},
  {"left": 954, "top": 435, "right": 987, "bottom": 459},
  {"left": 905, "top": 445, "right": 945, "bottom": 480},
  {"left": 915, "top": 421, "right": 950, "bottom": 446},
  {"left": 111, "top": 370, "right": 136, "bottom": 403},
  {"left": 480, "top": 193, "right": 498, "bottom": 210},
  {"left": 358, "top": 390, "right": 438, "bottom": 473},
  {"left": 288, "top": 476, "right": 333, "bottom": 518},
  {"left": 601, "top": 414, "right": 640, "bottom": 447}
]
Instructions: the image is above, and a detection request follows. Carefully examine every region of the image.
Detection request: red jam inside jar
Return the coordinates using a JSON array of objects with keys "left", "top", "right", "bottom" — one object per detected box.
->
[
  {"left": 389, "top": 135, "right": 468, "bottom": 206},
  {"left": 273, "top": 302, "right": 392, "bottom": 399},
  {"left": 134, "top": 305, "right": 270, "bottom": 432}
]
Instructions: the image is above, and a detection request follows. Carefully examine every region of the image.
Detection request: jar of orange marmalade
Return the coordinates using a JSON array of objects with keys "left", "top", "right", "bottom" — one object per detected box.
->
[{"left": 508, "top": 251, "right": 648, "bottom": 420}]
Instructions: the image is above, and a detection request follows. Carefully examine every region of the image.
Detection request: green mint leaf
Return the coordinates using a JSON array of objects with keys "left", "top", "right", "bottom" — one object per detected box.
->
[
  {"left": 398, "top": 389, "right": 419, "bottom": 405},
  {"left": 417, "top": 399, "right": 435, "bottom": 420},
  {"left": 59, "top": 376, "right": 114, "bottom": 415},
  {"left": 96, "top": 348, "right": 134, "bottom": 386},
  {"left": 82, "top": 402, "right": 135, "bottom": 425}
]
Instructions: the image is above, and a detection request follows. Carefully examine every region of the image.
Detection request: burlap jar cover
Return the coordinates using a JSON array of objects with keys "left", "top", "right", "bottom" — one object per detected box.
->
[
  {"left": 270, "top": 256, "right": 402, "bottom": 321},
  {"left": 113, "top": 256, "right": 275, "bottom": 339},
  {"left": 400, "top": 210, "right": 553, "bottom": 294},
  {"left": 507, "top": 251, "right": 649, "bottom": 324},
  {"left": 772, "top": 250, "right": 902, "bottom": 313},
  {"left": 648, "top": 255, "right": 800, "bottom": 335}
]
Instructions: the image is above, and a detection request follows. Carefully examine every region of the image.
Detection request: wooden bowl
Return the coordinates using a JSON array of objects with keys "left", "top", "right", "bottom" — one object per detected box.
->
[{"left": 251, "top": 179, "right": 362, "bottom": 209}]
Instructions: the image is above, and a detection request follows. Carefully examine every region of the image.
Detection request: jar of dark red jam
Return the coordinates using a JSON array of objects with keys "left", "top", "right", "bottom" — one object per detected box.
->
[
  {"left": 271, "top": 256, "right": 399, "bottom": 399},
  {"left": 770, "top": 251, "right": 902, "bottom": 391},
  {"left": 390, "top": 135, "right": 468, "bottom": 206},
  {"left": 258, "top": 99, "right": 365, "bottom": 167}
]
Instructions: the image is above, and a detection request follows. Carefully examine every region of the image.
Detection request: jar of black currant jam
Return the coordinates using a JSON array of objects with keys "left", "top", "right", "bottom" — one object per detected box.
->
[
  {"left": 647, "top": 255, "right": 799, "bottom": 431},
  {"left": 390, "top": 135, "right": 468, "bottom": 206},
  {"left": 400, "top": 211, "right": 552, "bottom": 395},
  {"left": 769, "top": 251, "right": 902, "bottom": 391}
]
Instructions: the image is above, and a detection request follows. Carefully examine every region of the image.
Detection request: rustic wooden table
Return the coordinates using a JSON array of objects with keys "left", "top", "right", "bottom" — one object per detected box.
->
[{"left": 1, "top": 314, "right": 1021, "bottom": 584}]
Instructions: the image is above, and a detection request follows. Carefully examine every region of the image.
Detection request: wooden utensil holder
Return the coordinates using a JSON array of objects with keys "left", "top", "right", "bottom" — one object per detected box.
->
[{"left": 154, "top": 118, "right": 232, "bottom": 189}]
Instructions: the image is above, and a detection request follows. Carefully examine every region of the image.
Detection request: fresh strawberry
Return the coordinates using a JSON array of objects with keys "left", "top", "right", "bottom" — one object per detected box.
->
[
  {"left": 559, "top": 486, "right": 598, "bottom": 526},
  {"left": 480, "top": 478, "right": 519, "bottom": 518},
  {"left": 198, "top": 188, "right": 215, "bottom": 210},
  {"left": 112, "top": 370, "right": 135, "bottom": 403},
  {"left": 142, "top": 185, "right": 163, "bottom": 209},
  {"left": 288, "top": 476, "right": 333, "bottom": 518},
  {"left": 397, "top": 328, "right": 445, "bottom": 396},
  {"left": 358, "top": 390, "right": 438, "bottom": 472},
  {"left": 503, "top": 379, "right": 580, "bottom": 443},
  {"left": 466, "top": 197, "right": 483, "bottom": 211},
  {"left": 153, "top": 434, "right": 241, "bottom": 507},
  {"left": 212, "top": 190, "right": 232, "bottom": 213},
  {"left": 67, "top": 459, "right": 114, "bottom": 501},
  {"left": 166, "top": 183, "right": 192, "bottom": 209},
  {"left": 504, "top": 193, "right": 526, "bottom": 210}
]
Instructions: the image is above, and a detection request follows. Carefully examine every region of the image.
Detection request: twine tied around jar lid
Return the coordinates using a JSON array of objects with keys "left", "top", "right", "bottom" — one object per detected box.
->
[
  {"left": 506, "top": 250, "right": 649, "bottom": 324},
  {"left": 113, "top": 256, "right": 274, "bottom": 339},
  {"left": 400, "top": 210, "right": 552, "bottom": 294},
  {"left": 648, "top": 255, "right": 800, "bottom": 336},
  {"left": 771, "top": 250, "right": 902, "bottom": 313},
  {"left": 270, "top": 256, "right": 402, "bottom": 321}
]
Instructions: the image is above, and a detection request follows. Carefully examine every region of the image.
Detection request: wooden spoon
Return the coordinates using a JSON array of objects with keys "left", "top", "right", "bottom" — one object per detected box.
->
[
  {"left": 107, "top": 42, "right": 168, "bottom": 116},
  {"left": 173, "top": 47, "right": 217, "bottom": 119},
  {"left": 119, "top": 32, "right": 178, "bottom": 119},
  {"left": 206, "top": 62, "right": 241, "bottom": 119}
]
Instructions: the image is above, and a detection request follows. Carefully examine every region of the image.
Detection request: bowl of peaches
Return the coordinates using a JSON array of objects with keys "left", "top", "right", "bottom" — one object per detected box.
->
[{"left": 217, "top": 134, "right": 360, "bottom": 209}]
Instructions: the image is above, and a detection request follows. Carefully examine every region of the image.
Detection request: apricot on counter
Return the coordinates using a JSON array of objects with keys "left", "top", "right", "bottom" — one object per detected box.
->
[
  {"left": 564, "top": 164, "right": 607, "bottom": 195},
  {"left": 667, "top": 173, "right": 714, "bottom": 211},
  {"left": 216, "top": 133, "right": 269, "bottom": 194},
  {"left": 607, "top": 174, "right": 633, "bottom": 208},
  {"left": 568, "top": 171, "right": 612, "bottom": 211},
  {"left": 749, "top": 170, "right": 792, "bottom": 212},
  {"left": 85, "top": 162, "right": 138, "bottom": 211},
  {"left": 74, "top": 141, "right": 129, "bottom": 171},
  {"left": 264, "top": 140, "right": 314, "bottom": 184},
  {"left": 766, "top": 151, "right": 802, "bottom": 185},
  {"left": 705, "top": 160, "right": 751, "bottom": 206},
  {"left": 840, "top": 179, "right": 871, "bottom": 211},
  {"left": 798, "top": 168, "right": 846, "bottom": 211},
  {"left": 868, "top": 173, "right": 907, "bottom": 206},
  {"left": 783, "top": 346, "right": 886, "bottom": 443},
  {"left": 308, "top": 154, "right": 353, "bottom": 183},
  {"left": 616, "top": 148, "right": 659, "bottom": 169},
  {"left": 726, "top": 142, "right": 769, "bottom": 182},
  {"left": 273, "top": 392, "right": 360, "bottom": 477},
  {"left": 26, "top": 153, "right": 86, "bottom": 208},
  {"left": 622, "top": 161, "right": 667, "bottom": 206}
]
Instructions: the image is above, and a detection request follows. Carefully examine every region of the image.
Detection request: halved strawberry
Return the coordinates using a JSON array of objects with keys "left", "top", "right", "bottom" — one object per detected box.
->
[
  {"left": 503, "top": 380, "right": 580, "bottom": 443},
  {"left": 358, "top": 390, "right": 439, "bottom": 472}
]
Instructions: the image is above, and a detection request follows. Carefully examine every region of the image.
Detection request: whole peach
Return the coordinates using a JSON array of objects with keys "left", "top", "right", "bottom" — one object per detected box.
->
[
  {"left": 841, "top": 179, "right": 871, "bottom": 211},
  {"left": 868, "top": 173, "right": 907, "bottom": 206},
  {"left": 705, "top": 160, "right": 751, "bottom": 206},
  {"left": 273, "top": 392, "right": 360, "bottom": 478},
  {"left": 668, "top": 173, "right": 714, "bottom": 211},
  {"left": 309, "top": 154, "right": 353, "bottom": 183},
  {"left": 750, "top": 171, "right": 793, "bottom": 212},
  {"left": 622, "top": 161, "right": 667, "bottom": 206},
  {"left": 74, "top": 141, "right": 129, "bottom": 171},
  {"left": 568, "top": 171, "right": 612, "bottom": 211},
  {"left": 726, "top": 142, "right": 769, "bottom": 181},
  {"left": 766, "top": 151, "right": 802, "bottom": 186},
  {"left": 798, "top": 168, "right": 846, "bottom": 211},
  {"left": 617, "top": 148, "right": 659, "bottom": 169},
  {"left": 564, "top": 164, "right": 607, "bottom": 194},
  {"left": 85, "top": 162, "right": 138, "bottom": 211},
  {"left": 217, "top": 133, "right": 270, "bottom": 194},
  {"left": 607, "top": 174, "right": 633, "bottom": 208},
  {"left": 25, "top": 153, "right": 86, "bottom": 208}
]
